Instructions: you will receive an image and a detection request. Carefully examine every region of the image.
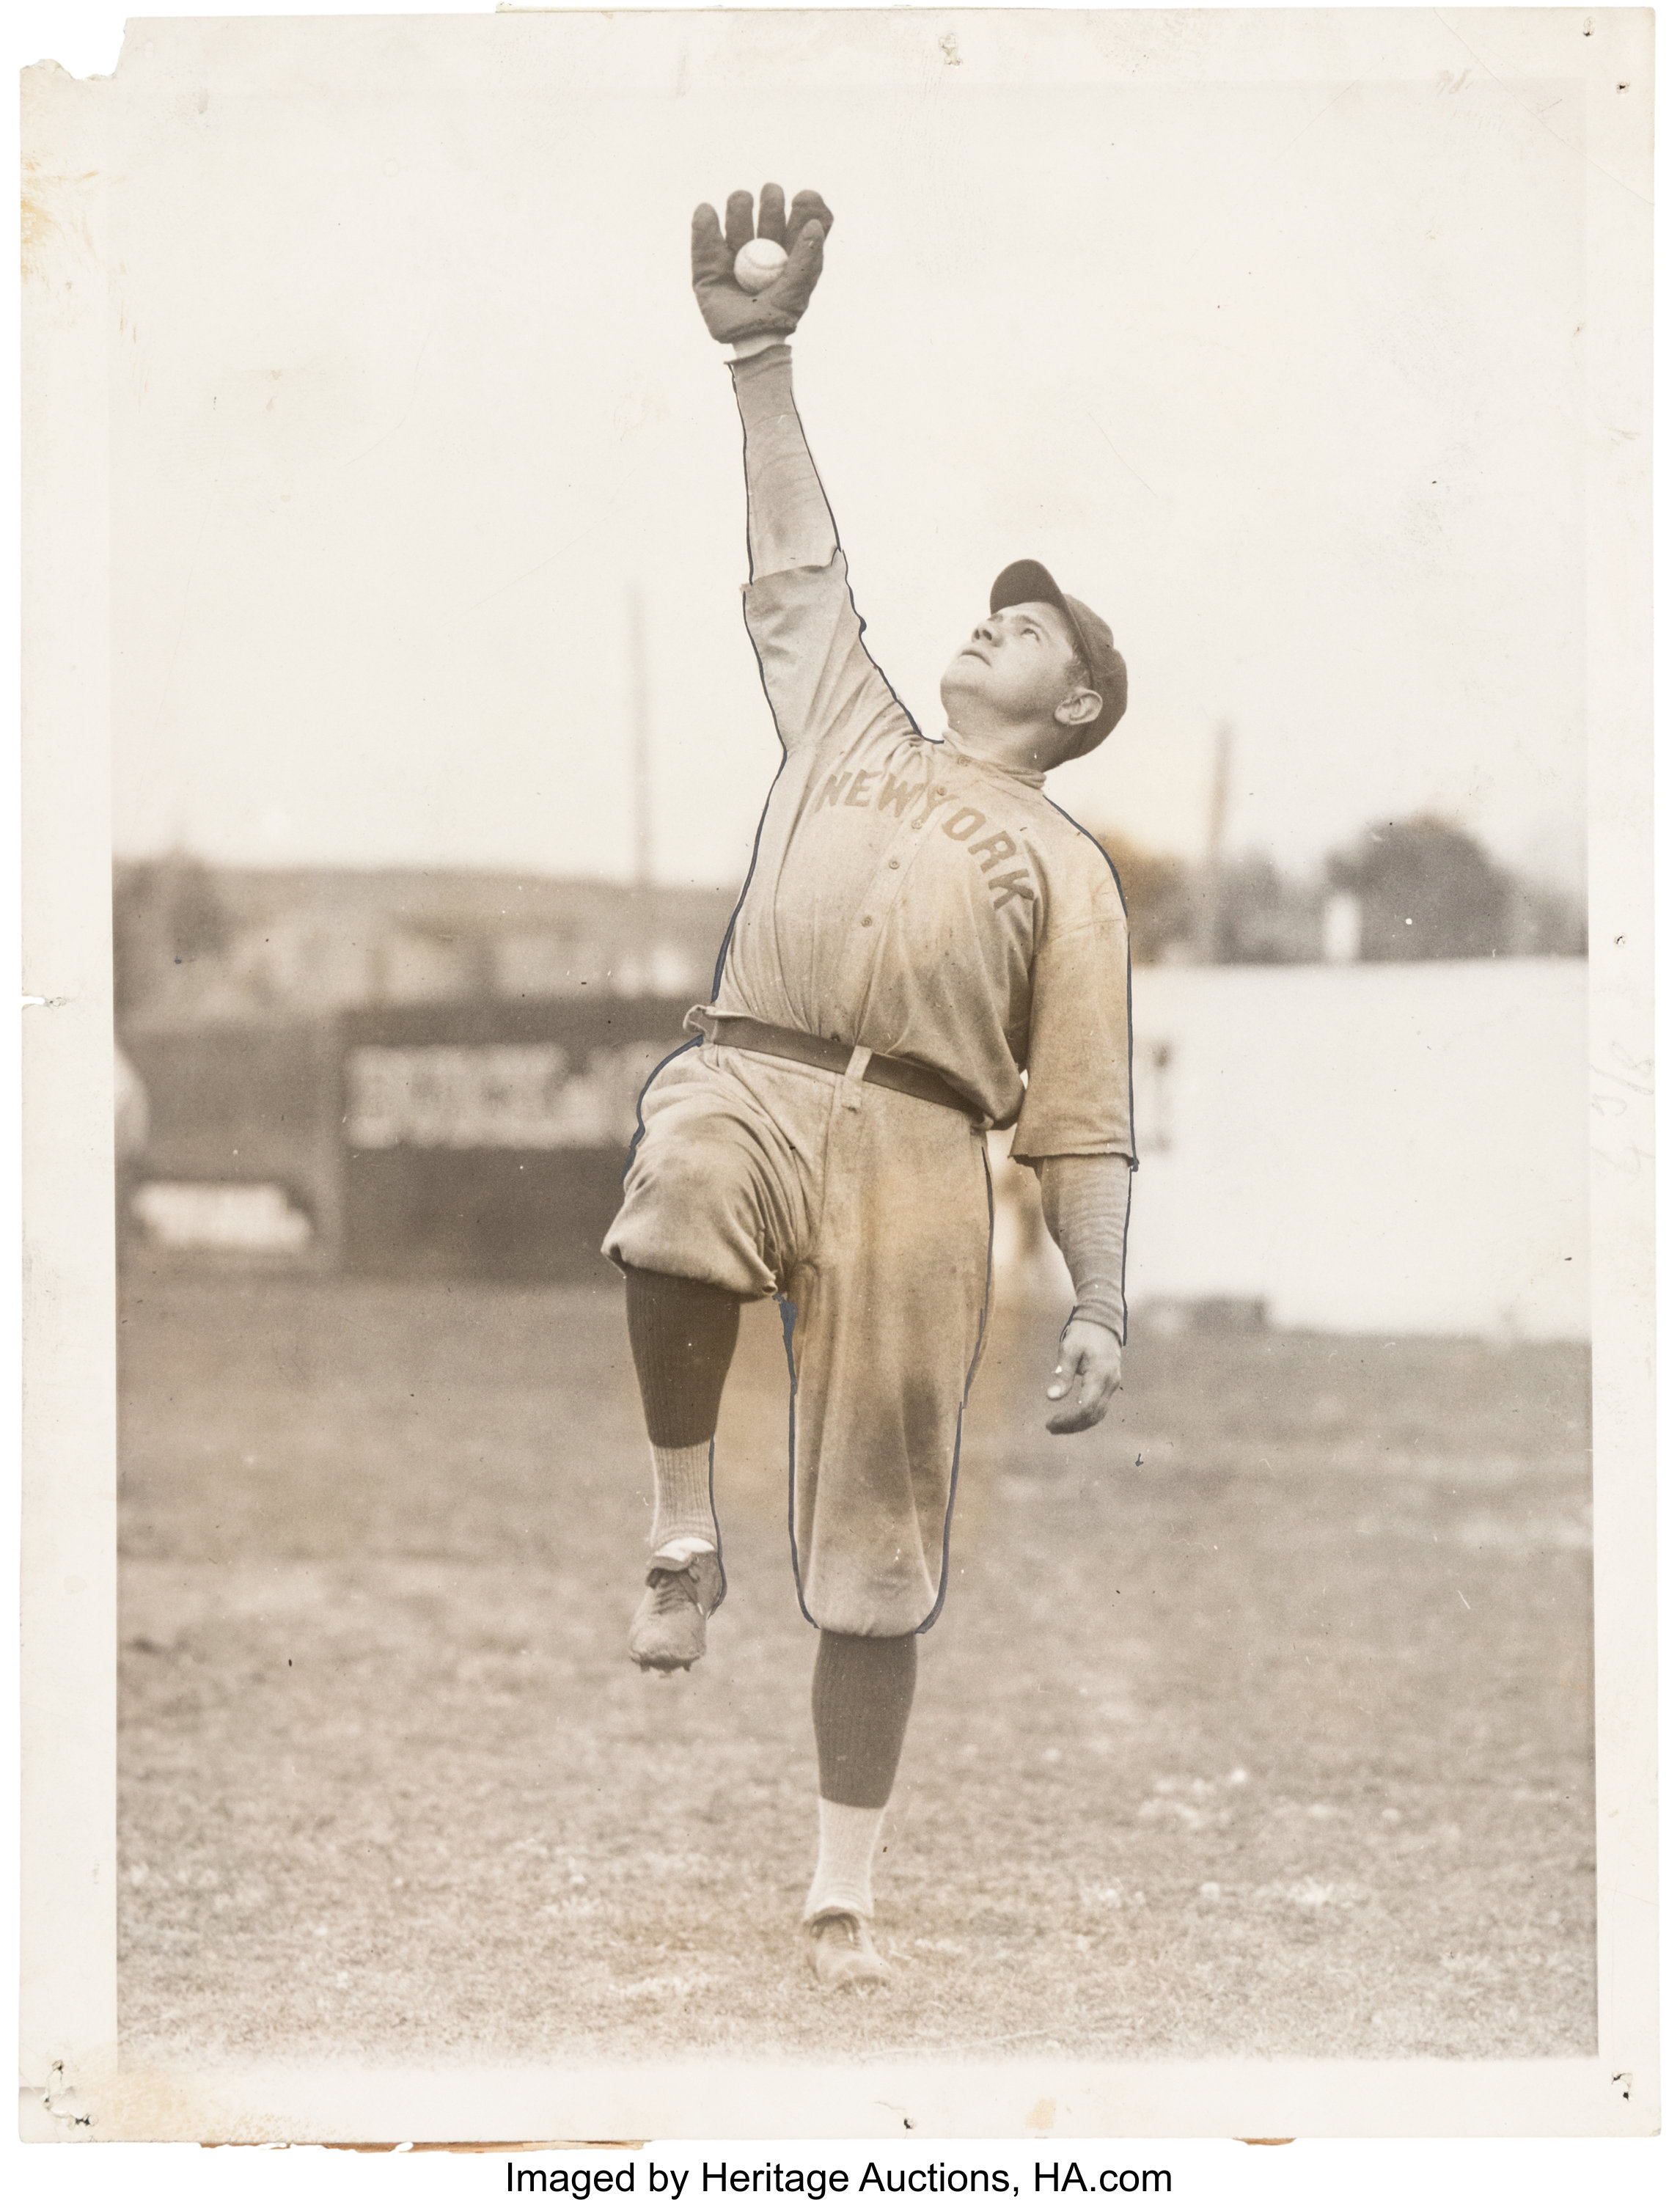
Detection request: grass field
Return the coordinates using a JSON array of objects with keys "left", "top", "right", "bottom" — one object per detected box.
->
[{"left": 118, "top": 1271, "right": 1595, "bottom": 2067}]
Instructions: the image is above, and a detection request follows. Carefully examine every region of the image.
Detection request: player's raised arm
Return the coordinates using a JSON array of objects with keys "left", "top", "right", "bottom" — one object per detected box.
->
[
  {"left": 692, "top": 183, "right": 909, "bottom": 754},
  {"left": 692, "top": 185, "right": 835, "bottom": 578}
]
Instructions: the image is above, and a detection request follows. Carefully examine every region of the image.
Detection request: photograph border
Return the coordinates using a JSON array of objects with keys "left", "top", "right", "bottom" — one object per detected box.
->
[{"left": 17, "top": 4, "right": 1659, "bottom": 2144}]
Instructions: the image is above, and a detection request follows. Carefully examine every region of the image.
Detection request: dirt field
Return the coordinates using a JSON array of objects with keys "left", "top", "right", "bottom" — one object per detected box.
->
[{"left": 118, "top": 1271, "right": 1595, "bottom": 2066}]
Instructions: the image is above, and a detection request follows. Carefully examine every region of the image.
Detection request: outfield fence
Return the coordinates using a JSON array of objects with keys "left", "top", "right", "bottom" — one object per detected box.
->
[{"left": 120, "top": 957, "right": 1588, "bottom": 1338}]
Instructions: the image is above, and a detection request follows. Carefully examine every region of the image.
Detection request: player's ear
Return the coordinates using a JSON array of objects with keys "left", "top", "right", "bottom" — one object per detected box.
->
[{"left": 1054, "top": 688, "right": 1103, "bottom": 728}]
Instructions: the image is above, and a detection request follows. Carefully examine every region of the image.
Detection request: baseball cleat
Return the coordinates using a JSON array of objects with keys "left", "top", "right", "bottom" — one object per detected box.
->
[
  {"left": 628, "top": 1547, "right": 723, "bottom": 1673},
  {"left": 802, "top": 1908, "right": 892, "bottom": 1993}
]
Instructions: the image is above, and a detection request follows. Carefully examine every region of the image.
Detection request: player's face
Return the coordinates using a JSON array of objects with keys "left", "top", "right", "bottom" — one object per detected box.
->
[{"left": 939, "top": 601, "right": 1090, "bottom": 737}]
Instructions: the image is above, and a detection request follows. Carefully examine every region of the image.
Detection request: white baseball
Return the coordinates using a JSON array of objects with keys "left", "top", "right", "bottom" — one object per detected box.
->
[{"left": 734, "top": 238, "right": 788, "bottom": 295}]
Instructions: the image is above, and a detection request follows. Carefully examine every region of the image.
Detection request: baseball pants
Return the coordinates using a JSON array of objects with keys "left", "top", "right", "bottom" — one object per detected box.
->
[{"left": 604, "top": 1041, "right": 994, "bottom": 1636}]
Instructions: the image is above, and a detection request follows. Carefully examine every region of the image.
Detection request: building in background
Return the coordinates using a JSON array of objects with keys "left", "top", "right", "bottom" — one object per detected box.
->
[
  {"left": 111, "top": 847, "right": 1590, "bottom": 1335},
  {"left": 113, "top": 858, "right": 736, "bottom": 1272},
  {"left": 114, "top": 857, "right": 736, "bottom": 1024}
]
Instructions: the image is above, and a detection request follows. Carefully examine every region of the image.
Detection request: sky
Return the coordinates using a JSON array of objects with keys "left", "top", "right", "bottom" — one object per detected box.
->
[{"left": 92, "top": 9, "right": 1623, "bottom": 894}]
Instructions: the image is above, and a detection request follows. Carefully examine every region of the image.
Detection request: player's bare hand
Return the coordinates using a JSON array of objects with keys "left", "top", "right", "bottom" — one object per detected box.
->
[
  {"left": 692, "top": 183, "right": 834, "bottom": 345},
  {"left": 1045, "top": 1319, "right": 1123, "bottom": 1434}
]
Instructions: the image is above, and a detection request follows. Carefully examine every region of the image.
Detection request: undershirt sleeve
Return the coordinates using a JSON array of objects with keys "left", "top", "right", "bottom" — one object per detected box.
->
[
  {"left": 730, "top": 342, "right": 836, "bottom": 578},
  {"left": 1034, "top": 1152, "right": 1132, "bottom": 1345}
]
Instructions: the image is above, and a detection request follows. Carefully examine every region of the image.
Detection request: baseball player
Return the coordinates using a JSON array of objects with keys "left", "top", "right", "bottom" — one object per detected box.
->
[{"left": 604, "top": 185, "right": 1135, "bottom": 1993}]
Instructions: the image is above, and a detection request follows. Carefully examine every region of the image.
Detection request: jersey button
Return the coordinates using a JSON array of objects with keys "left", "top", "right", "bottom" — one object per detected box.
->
[
  {"left": 860, "top": 916, "right": 873, "bottom": 927},
  {"left": 888, "top": 859, "right": 900, "bottom": 870}
]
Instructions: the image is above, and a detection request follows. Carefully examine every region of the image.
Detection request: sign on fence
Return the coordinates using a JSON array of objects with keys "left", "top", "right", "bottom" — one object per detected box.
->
[
  {"left": 345, "top": 1041, "right": 668, "bottom": 1152},
  {"left": 339, "top": 998, "right": 691, "bottom": 1281}
]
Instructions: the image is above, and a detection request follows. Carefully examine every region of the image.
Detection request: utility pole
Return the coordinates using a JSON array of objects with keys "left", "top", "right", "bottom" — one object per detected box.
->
[
  {"left": 1197, "top": 719, "right": 1233, "bottom": 963},
  {"left": 628, "top": 585, "right": 653, "bottom": 892},
  {"left": 628, "top": 585, "right": 653, "bottom": 991}
]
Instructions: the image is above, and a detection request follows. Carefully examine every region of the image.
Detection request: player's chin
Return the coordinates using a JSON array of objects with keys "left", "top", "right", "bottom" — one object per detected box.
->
[{"left": 939, "top": 659, "right": 986, "bottom": 707}]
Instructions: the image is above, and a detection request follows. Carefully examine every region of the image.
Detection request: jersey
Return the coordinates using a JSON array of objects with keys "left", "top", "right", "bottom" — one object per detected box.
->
[{"left": 707, "top": 549, "right": 1136, "bottom": 1160}]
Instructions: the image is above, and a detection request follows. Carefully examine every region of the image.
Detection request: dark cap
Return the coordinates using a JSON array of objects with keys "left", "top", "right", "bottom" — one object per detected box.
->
[{"left": 990, "top": 558, "right": 1127, "bottom": 759}]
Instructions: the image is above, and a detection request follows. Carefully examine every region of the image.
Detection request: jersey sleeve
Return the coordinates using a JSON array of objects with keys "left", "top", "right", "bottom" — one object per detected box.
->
[
  {"left": 741, "top": 551, "right": 911, "bottom": 755},
  {"left": 1010, "top": 851, "right": 1136, "bottom": 1164}
]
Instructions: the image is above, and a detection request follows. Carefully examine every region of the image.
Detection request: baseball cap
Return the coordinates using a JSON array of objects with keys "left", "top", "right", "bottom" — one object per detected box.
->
[{"left": 990, "top": 558, "right": 1127, "bottom": 758}]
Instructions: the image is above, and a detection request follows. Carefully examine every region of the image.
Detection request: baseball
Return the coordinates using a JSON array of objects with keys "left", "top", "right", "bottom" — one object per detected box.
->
[{"left": 734, "top": 238, "right": 788, "bottom": 294}]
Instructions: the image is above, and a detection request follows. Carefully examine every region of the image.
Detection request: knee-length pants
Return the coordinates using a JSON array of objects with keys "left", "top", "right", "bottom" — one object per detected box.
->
[{"left": 604, "top": 1041, "right": 993, "bottom": 1635}]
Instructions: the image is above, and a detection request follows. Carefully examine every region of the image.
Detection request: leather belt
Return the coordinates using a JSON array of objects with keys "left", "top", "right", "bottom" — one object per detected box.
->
[{"left": 689, "top": 1012, "right": 982, "bottom": 1121}]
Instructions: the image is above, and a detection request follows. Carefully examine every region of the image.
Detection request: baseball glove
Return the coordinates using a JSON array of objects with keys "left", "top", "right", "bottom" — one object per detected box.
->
[{"left": 691, "top": 183, "right": 834, "bottom": 345}]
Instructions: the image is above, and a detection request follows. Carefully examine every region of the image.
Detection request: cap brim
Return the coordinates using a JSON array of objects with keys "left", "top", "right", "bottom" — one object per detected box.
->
[
  {"left": 991, "top": 559, "right": 1075, "bottom": 629},
  {"left": 992, "top": 557, "right": 1104, "bottom": 681}
]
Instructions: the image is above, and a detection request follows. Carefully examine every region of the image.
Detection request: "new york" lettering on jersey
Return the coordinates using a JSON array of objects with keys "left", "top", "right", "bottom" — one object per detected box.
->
[{"left": 815, "top": 769, "right": 1035, "bottom": 909}]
